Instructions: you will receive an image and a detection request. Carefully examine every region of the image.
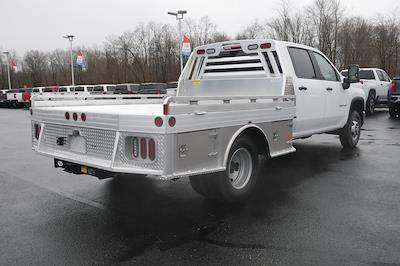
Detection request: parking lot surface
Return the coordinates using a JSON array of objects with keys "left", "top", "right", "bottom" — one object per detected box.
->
[{"left": 1, "top": 108, "right": 400, "bottom": 265}]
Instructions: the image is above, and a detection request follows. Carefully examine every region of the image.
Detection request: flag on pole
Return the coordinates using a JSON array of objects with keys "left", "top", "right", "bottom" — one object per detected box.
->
[
  {"left": 182, "top": 35, "right": 191, "bottom": 56},
  {"left": 11, "top": 62, "right": 19, "bottom": 72},
  {"left": 76, "top": 50, "right": 84, "bottom": 66}
]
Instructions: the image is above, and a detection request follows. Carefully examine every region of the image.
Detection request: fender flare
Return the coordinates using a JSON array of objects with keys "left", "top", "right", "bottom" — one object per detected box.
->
[
  {"left": 350, "top": 96, "right": 366, "bottom": 125},
  {"left": 222, "top": 124, "right": 270, "bottom": 168}
]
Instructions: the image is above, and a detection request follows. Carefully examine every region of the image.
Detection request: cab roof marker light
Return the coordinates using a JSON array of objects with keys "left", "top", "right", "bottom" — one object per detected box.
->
[
  {"left": 223, "top": 44, "right": 241, "bottom": 50},
  {"left": 248, "top": 44, "right": 259, "bottom": 50},
  {"left": 260, "top": 43, "right": 272, "bottom": 49},
  {"left": 206, "top": 48, "right": 216, "bottom": 54},
  {"left": 196, "top": 49, "right": 206, "bottom": 55}
]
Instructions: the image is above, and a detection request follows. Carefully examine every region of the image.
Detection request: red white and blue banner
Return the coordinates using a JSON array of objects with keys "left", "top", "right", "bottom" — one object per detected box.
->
[
  {"left": 76, "top": 50, "right": 84, "bottom": 66},
  {"left": 182, "top": 35, "right": 191, "bottom": 56}
]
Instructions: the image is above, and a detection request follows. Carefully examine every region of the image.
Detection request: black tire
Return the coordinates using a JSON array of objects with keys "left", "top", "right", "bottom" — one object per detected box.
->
[
  {"left": 365, "top": 91, "right": 376, "bottom": 116},
  {"left": 339, "top": 110, "right": 362, "bottom": 149},
  {"left": 389, "top": 104, "right": 396, "bottom": 118},
  {"left": 189, "top": 136, "right": 259, "bottom": 202}
]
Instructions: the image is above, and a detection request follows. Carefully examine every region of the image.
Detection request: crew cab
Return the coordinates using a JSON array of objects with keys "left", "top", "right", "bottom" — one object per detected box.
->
[
  {"left": 31, "top": 39, "right": 365, "bottom": 202},
  {"left": 389, "top": 77, "right": 400, "bottom": 118},
  {"left": 341, "top": 68, "right": 391, "bottom": 115},
  {"left": 6, "top": 89, "right": 25, "bottom": 108}
]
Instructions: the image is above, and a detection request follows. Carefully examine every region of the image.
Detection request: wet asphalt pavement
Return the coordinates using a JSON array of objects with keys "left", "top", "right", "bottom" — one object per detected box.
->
[{"left": 0, "top": 108, "right": 400, "bottom": 265}]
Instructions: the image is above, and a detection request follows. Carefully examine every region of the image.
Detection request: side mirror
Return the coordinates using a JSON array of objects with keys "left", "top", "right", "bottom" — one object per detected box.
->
[{"left": 342, "top": 64, "right": 360, "bottom": 90}]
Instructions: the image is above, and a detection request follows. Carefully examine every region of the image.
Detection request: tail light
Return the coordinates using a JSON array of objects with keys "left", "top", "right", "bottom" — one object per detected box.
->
[
  {"left": 140, "top": 138, "right": 147, "bottom": 159},
  {"left": 154, "top": 117, "right": 163, "bottom": 127},
  {"left": 148, "top": 139, "right": 156, "bottom": 161},
  {"left": 34, "top": 124, "right": 41, "bottom": 140},
  {"left": 132, "top": 137, "right": 156, "bottom": 161},
  {"left": 391, "top": 80, "right": 396, "bottom": 93},
  {"left": 73, "top": 112, "right": 78, "bottom": 121},
  {"left": 168, "top": 117, "right": 176, "bottom": 127},
  {"left": 196, "top": 49, "right": 206, "bottom": 55},
  {"left": 81, "top": 113, "right": 86, "bottom": 122},
  {"left": 65, "top": 112, "right": 70, "bottom": 120}
]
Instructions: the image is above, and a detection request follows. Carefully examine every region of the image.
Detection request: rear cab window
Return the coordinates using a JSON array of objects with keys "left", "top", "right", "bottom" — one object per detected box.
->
[{"left": 288, "top": 47, "right": 316, "bottom": 79}]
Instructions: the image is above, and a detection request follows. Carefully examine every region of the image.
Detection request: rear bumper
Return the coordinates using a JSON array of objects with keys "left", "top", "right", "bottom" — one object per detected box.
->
[{"left": 390, "top": 95, "right": 400, "bottom": 103}]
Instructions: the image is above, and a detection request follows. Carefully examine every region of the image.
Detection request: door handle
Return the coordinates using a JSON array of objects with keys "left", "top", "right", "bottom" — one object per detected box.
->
[
  {"left": 299, "top": 86, "right": 308, "bottom": 91},
  {"left": 194, "top": 111, "right": 207, "bottom": 115},
  {"left": 326, "top": 87, "right": 333, "bottom": 91}
]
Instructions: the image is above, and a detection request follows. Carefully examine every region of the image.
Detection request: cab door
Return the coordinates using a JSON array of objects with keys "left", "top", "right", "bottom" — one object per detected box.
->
[
  {"left": 288, "top": 47, "right": 326, "bottom": 137},
  {"left": 310, "top": 51, "right": 345, "bottom": 128}
]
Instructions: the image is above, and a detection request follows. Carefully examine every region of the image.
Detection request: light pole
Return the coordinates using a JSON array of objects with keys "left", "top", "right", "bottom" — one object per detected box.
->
[
  {"left": 2, "top": 52, "right": 12, "bottom": 90},
  {"left": 63, "top": 35, "right": 75, "bottom": 85},
  {"left": 168, "top": 10, "right": 187, "bottom": 72}
]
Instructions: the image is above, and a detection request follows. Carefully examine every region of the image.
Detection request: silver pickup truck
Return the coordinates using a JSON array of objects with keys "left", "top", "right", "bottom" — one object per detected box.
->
[{"left": 31, "top": 39, "right": 365, "bottom": 202}]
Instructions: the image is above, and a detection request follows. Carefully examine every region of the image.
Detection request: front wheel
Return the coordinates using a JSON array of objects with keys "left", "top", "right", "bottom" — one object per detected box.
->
[
  {"left": 189, "top": 136, "right": 259, "bottom": 202},
  {"left": 339, "top": 110, "right": 362, "bottom": 149}
]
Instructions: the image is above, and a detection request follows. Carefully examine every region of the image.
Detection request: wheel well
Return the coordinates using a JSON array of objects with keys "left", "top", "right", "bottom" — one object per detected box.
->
[
  {"left": 368, "top": 89, "right": 376, "bottom": 96},
  {"left": 351, "top": 98, "right": 365, "bottom": 124},
  {"left": 237, "top": 127, "right": 270, "bottom": 156}
]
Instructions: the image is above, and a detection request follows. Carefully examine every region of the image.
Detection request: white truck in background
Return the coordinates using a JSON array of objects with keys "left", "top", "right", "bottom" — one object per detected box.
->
[
  {"left": 341, "top": 68, "right": 391, "bottom": 115},
  {"left": 31, "top": 39, "right": 365, "bottom": 202}
]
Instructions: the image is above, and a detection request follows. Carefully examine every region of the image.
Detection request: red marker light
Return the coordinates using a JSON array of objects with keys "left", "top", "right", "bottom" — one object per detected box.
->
[
  {"left": 81, "top": 113, "right": 86, "bottom": 122},
  {"left": 168, "top": 117, "right": 176, "bottom": 127},
  {"left": 260, "top": 43, "right": 272, "bottom": 49},
  {"left": 65, "top": 112, "right": 70, "bottom": 120},
  {"left": 140, "top": 138, "right": 147, "bottom": 159},
  {"left": 197, "top": 49, "right": 206, "bottom": 55},
  {"left": 73, "top": 112, "right": 78, "bottom": 121},
  {"left": 155, "top": 117, "right": 163, "bottom": 127}
]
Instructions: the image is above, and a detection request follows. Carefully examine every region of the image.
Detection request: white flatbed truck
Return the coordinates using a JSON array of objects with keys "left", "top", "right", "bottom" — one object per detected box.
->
[{"left": 31, "top": 39, "right": 365, "bottom": 202}]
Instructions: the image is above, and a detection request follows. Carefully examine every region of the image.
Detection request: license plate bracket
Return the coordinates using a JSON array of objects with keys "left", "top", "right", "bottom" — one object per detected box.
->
[{"left": 69, "top": 134, "right": 87, "bottom": 154}]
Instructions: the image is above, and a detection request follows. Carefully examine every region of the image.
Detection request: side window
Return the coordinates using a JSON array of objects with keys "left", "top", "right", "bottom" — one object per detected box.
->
[
  {"left": 380, "top": 71, "right": 391, "bottom": 82},
  {"left": 288, "top": 47, "right": 316, "bottom": 79},
  {"left": 377, "top": 71, "right": 385, "bottom": 82},
  {"left": 313, "top": 52, "right": 339, "bottom": 81}
]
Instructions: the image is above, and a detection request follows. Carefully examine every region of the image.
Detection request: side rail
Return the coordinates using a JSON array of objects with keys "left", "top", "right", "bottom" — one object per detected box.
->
[
  {"left": 31, "top": 94, "right": 167, "bottom": 108},
  {"left": 163, "top": 95, "right": 296, "bottom": 115}
]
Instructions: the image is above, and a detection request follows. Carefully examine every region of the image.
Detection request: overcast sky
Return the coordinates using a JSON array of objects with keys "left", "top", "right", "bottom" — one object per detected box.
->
[{"left": 1, "top": 0, "right": 399, "bottom": 54}]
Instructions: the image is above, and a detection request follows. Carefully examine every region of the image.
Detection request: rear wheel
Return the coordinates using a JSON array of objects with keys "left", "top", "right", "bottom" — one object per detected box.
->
[
  {"left": 365, "top": 91, "right": 376, "bottom": 116},
  {"left": 389, "top": 104, "right": 396, "bottom": 118},
  {"left": 339, "top": 110, "right": 361, "bottom": 149},
  {"left": 189, "top": 136, "right": 259, "bottom": 202}
]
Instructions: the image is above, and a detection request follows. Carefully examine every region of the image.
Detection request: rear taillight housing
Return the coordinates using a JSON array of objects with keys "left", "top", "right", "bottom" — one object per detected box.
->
[
  {"left": 391, "top": 80, "right": 396, "bottom": 93},
  {"left": 34, "top": 124, "right": 41, "bottom": 140},
  {"left": 132, "top": 137, "right": 156, "bottom": 161}
]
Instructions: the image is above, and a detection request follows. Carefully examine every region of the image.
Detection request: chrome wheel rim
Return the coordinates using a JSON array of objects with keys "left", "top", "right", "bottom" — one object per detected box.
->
[
  {"left": 229, "top": 148, "right": 253, "bottom": 190},
  {"left": 351, "top": 119, "right": 361, "bottom": 142}
]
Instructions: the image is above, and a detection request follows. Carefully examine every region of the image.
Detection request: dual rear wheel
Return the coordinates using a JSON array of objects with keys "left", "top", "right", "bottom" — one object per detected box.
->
[{"left": 189, "top": 136, "right": 259, "bottom": 202}]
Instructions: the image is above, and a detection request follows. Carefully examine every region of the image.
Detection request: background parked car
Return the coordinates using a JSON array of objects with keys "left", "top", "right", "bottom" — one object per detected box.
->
[
  {"left": 389, "top": 77, "right": 400, "bottom": 118},
  {"left": 341, "top": 68, "right": 391, "bottom": 116},
  {"left": 114, "top": 84, "right": 139, "bottom": 94},
  {"left": 91, "top": 84, "right": 116, "bottom": 94},
  {"left": 138, "top": 83, "right": 167, "bottom": 94},
  {"left": 0, "top": 89, "right": 8, "bottom": 107}
]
